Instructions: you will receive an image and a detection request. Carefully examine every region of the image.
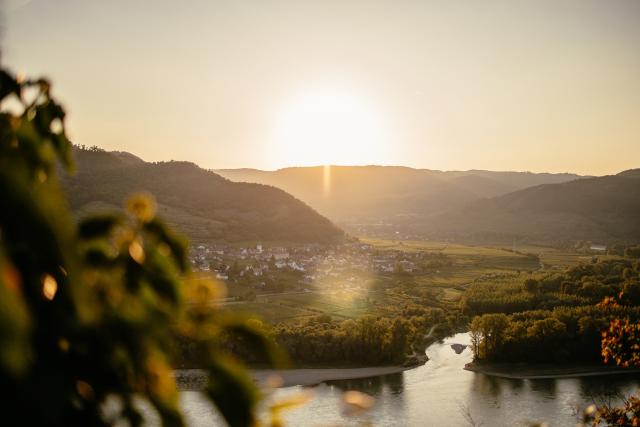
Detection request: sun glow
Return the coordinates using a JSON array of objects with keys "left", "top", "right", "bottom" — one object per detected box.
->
[
  {"left": 270, "top": 90, "right": 390, "bottom": 167},
  {"left": 323, "top": 165, "right": 331, "bottom": 198}
]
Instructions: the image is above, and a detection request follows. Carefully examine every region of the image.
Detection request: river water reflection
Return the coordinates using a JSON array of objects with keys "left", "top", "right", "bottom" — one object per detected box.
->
[{"left": 179, "top": 333, "right": 640, "bottom": 426}]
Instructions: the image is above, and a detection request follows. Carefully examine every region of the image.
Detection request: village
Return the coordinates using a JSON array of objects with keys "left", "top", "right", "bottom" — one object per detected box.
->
[{"left": 188, "top": 241, "right": 451, "bottom": 295}]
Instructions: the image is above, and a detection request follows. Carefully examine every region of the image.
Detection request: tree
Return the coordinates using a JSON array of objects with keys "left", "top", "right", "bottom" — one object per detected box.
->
[
  {"left": 625, "top": 246, "right": 640, "bottom": 259},
  {"left": 587, "top": 296, "right": 640, "bottom": 425},
  {"left": 527, "top": 318, "right": 566, "bottom": 339},
  {"left": 469, "top": 318, "right": 483, "bottom": 360},
  {"left": 0, "top": 68, "right": 279, "bottom": 426},
  {"left": 389, "top": 319, "right": 412, "bottom": 361},
  {"left": 523, "top": 278, "right": 539, "bottom": 294},
  {"left": 469, "top": 313, "right": 509, "bottom": 360}
]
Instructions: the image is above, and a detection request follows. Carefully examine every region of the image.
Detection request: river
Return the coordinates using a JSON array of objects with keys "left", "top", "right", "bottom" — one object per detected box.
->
[{"left": 174, "top": 333, "right": 640, "bottom": 426}]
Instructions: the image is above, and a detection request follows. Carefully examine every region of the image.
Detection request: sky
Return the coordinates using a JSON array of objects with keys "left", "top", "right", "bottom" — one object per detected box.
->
[{"left": 2, "top": 0, "right": 639, "bottom": 174}]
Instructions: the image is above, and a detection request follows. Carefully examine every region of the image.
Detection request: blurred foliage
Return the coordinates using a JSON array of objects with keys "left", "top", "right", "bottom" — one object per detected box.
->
[
  {"left": 590, "top": 296, "right": 640, "bottom": 425},
  {"left": 0, "top": 67, "right": 283, "bottom": 426},
  {"left": 600, "top": 296, "right": 640, "bottom": 368},
  {"left": 591, "top": 395, "right": 640, "bottom": 426}
]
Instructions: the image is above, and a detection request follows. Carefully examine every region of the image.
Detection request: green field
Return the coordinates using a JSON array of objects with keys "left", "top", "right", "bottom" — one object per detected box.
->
[
  {"left": 225, "top": 239, "right": 590, "bottom": 324},
  {"left": 227, "top": 289, "right": 405, "bottom": 323}
]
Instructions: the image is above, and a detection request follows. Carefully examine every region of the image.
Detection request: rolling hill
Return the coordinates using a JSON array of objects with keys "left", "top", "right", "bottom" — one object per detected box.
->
[
  {"left": 215, "top": 166, "right": 584, "bottom": 223},
  {"left": 421, "top": 170, "right": 640, "bottom": 244},
  {"left": 61, "top": 148, "right": 344, "bottom": 244},
  {"left": 216, "top": 165, "right": 640, "bottom": 245},
  {"left": 62, "top": 152, "right": 638, "bottom": 245}
]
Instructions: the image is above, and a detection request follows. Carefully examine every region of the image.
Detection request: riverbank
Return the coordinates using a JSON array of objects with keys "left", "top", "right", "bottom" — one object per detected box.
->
[
  {"left": 252, "top": 366, "right": 413, "bottom": 387},
  {"left": 465, "top": 362, "right": 640, "bottom": 379},
  {"left": 176, "top": 345, "right": 430, "bottom": 390},
  {"left": 175, "top": 364, "right": 422, "bottom": 390},
  {"left": 178, "top": 332, "right": 640, "bottom": 427}
]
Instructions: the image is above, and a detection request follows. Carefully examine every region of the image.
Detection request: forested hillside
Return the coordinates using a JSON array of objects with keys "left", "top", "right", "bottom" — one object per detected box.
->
[
  {"left": 423, "top": 171, "right": 640, "bottom": 244},
  {"left": 215, "top": 165, "right": 640, "bottom": 245},
  {"left": 61, "top": 147, "right": 344, "bottom": 243}
]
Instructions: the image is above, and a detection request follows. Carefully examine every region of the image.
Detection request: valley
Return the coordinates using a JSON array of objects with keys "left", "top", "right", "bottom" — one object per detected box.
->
[
  {"left": 7, "top": 3, "right": 640, "bottom": 425},
  {"left": 214, "top": 239, "right": 544, "bottom": 324},
  {"left": 217, "top": 165, "right": 640, "bottom": 245}
]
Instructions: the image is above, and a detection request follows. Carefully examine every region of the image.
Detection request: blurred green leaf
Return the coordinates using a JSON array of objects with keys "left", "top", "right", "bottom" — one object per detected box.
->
[
  {"left": 206, "top": 354, "right": 260, "bottom": 427},
  {"left": 224, "top": 318, "right": 289, "bottom": 369},
  {"left": 0, "top": 65, "right": 272, "bottom": 427},
  {"left": 78, "top": 214, "right": 123, "bottom": 240},
  {"left": 0, "top": 70, "right": 20, "bottom": 101}
]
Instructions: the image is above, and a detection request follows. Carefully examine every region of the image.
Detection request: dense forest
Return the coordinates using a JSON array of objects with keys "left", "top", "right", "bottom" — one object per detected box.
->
[
  {"left": 467, "top": 255, "right": 640, "bottom": 364},
  {"left": 202, "top": 308, "right": 456, "bottom": 368},
  {"left": 470, "top": 305, "right": 640, "bottom": 364},
  {"left": 273, "top": 308, "right": 454, "bottom": 366},
  {"left": 165, "top": 306, "right": 457, "bottom": 369},
  {"left": 61, "top": 146, "right": 345, "bottom": 244}
]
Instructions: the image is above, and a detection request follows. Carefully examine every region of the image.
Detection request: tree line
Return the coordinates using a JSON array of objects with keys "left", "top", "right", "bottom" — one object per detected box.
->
[
  {"left": 462, "top": 258, "right": 640, "bottom": 316},
  {"left": 183, "top": 307, "right": 456, "bottom": 368},
  {"left": 468, "top": 258, "right": 640, "bottom": 364}
]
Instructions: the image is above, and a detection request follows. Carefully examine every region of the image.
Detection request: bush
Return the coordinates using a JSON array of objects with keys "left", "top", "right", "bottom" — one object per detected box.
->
[{"left": 0, "top": 68, "right": 279, "bottom": 426}]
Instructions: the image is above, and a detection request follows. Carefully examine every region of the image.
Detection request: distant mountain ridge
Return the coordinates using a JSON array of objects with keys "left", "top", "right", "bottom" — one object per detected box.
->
[
  {"left": 62, "top": 152, "right": 638, "bottom": 245},
  {"left": 61, "top": 148, "right": 344, "bottom": 244},
  {"left": 421, "top": 170, "right": 640, "bottom": 244},
  {"left": 214, "top": 166, "right": 586, "bottom": 222},
  {"left": 216, "top": 166, "right": 640, "bottom": 244}
]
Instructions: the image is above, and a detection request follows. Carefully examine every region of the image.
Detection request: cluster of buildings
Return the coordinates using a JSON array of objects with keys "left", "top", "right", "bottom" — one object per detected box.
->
[{"left": 188, "top": 242, "right": 449, "bottom": 290}]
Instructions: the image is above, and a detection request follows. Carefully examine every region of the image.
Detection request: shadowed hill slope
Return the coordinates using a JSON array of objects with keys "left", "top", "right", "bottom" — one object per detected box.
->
[
  {"left": 216, "top": 165, "right": 639, "bottom": 244},
  {"left": 62, "top": 149, "right": 344, "bottom": 244},
  {"left": 421, "top": 170, "right": 640, "bottom": 244}
]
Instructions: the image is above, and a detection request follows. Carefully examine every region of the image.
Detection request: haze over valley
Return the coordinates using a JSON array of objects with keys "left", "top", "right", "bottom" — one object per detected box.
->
[
  {"left": 4, "top": 1, "right": 640, "bottom": 426},
  {"left": 67, "top": 147, "right": 640, "bottom": 247},
  {"left": 217, "top": 165, "right": 639, "bottom": 245}
]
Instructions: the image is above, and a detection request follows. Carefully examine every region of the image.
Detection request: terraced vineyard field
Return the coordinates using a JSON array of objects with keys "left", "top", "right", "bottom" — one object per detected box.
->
[{"left": 224, "top": 239, "right": 558, "bottom": 324}]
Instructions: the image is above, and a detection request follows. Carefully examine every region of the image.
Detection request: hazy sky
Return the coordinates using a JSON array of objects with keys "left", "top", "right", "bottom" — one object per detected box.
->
[{"left": 3, "top": 0, "right": 639, "bottom": 174}]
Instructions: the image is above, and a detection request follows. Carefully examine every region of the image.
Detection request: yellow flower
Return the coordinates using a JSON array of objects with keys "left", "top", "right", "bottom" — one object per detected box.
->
[{"left": 126, "top": 193, "right": 156, "bottom": 223}]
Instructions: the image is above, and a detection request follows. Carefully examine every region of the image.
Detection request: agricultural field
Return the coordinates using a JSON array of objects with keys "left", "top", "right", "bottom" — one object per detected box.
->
[
  {"left": 230, "top": 289, "right": 404, "bottom": 323},
  {"left": 224, "top": 239, "right": 590, "bottom": 325}
]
